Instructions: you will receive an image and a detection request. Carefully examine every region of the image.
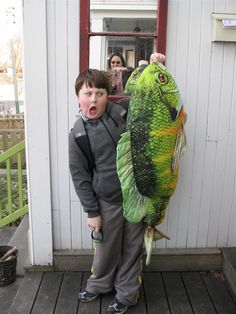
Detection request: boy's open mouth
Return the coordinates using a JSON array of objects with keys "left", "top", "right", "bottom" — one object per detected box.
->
[{"left": 89, "top": 105, "right": 97, "bottom": 113}]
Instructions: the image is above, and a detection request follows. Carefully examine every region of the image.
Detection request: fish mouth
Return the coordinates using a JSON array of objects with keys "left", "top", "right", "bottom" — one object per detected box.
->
[
  {"left": 161, "top": 87, "right": 179, "bottom": 95},
  {"left": 160, "top": 89, "right": 183, "bottom": 121},
  {"left": 169, "top": 88, "right": 179, "bottom": 93}
]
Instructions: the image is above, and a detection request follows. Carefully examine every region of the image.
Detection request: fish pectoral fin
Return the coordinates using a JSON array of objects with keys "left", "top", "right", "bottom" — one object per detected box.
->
[
  {"left": 172, "top": 124, "right": 187, "bottom": 172},
  {"left": 154, "top": 227, "right": 170, "bottom": 240},
  {"left": 117, "top": 131, "right": 147, "bottom": 223}
]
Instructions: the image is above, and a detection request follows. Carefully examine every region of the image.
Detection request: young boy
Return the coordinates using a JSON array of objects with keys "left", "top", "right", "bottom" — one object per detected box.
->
[{"left": 69, "top": 54, "right": 165, "bottom": 314}]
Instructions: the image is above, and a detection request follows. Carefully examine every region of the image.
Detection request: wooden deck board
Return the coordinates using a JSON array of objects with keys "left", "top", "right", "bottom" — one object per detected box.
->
[
  {"left": 201, "top": 271, "right": 236, "bottom": 314},
  {"left": 31, "top": 272, "right": 63, "bottom": 314},
  {"left": 54, "top": 272, "right": 82, "bottom": 314},
  {"left": 8, "top": 272, "right": 43, "bottom": 314},
  {"left": 126, "top": 284, "right": 146, "bottom": 313},
  {"left": 143, "top": 272, "right": 170, "bottom": 314},
  {"left": 78, "top": 272, "right": 100, "bottom": 314},
  {"left": 162, "top": 272, "right": 193, "bottom": 313},
  {"left": 0, "top": 277, "right": 23, "bottom": 314},
  {"left": 182, "top": 272, "right": 216, "bottom": 314},
  {"left": 2, "top": 270, "right": 236, "bottom": 314},
  {"left": 100, "top": 291, "right": 115, "bottom": 314}
]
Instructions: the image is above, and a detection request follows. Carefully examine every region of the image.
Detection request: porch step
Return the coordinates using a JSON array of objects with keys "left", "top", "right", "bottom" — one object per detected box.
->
[
  {"left": 53, "top": 247, "right": 223, "bottom": 272},
  {"left": 222, "top": 248, "right": 236, "bottom": 296},
  {"left": 0, "top": 226, "right": 17, "bottom": 245}
]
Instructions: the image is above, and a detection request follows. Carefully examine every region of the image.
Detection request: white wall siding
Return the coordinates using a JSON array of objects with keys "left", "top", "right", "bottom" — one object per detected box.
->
[
  {"left": 46, "top": 0, "right": 71, "bottom": 250},
  {"left": 45, "top": 0, "right": 92, "bottom": 250},
  {"left": 164, "top": 0, "right": 236, "bottom": 249},
  {"left": 46, "top": 0, "right": 82, "bottom": 250},
  {"left": 24, "top": 1, "right": 236, "bottom": 264},
  {"left": 23, "top": 0, "right": 53, "bottom": 265}
]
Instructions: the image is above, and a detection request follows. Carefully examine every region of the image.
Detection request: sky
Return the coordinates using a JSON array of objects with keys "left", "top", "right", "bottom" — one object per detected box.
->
[
  {"left": 0, "top": 0, "right": 23, "bottom": 47},
  {"left": 0, "top": 0, "right": 23, "bottom": 103}
]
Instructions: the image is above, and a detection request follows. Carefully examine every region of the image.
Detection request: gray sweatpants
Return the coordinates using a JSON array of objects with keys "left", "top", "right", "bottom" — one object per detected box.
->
[{"left": 86, "top": 199, "right": 145, "bottom": 306}]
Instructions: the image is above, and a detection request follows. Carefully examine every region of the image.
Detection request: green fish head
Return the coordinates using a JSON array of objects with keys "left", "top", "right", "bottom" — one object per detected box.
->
[{"left": 138, "top": 63, "right": 183, "bottom": 121}]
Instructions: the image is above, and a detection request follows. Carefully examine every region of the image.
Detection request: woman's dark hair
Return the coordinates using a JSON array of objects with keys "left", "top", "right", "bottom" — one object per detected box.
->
[
  {"left": 107, "top": 52, "right": 127, "bottom": 69},
  {"left": 75, "top": 69, "right": 111, "bottom": 96}
]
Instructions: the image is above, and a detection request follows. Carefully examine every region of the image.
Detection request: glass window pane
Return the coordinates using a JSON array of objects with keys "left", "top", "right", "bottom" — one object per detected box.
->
[{"left": 89, "top": 36, "right": 154, "bottom": 70}]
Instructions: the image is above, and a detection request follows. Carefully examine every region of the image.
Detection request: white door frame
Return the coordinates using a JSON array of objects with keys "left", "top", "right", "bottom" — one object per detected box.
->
[{"left": 23, "top": 0, "right": 53, "bottom": 266}]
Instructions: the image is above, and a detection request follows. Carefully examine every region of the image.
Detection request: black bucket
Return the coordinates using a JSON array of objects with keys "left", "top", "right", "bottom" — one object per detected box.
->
[{"left": 0, "top": 245, "right": 18, "bottom": 286}]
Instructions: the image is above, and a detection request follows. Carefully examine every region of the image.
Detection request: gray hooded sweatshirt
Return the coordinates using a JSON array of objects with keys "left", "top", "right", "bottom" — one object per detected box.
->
[{"left": 69, "top": 100, "right": 129, "bottom": 218}]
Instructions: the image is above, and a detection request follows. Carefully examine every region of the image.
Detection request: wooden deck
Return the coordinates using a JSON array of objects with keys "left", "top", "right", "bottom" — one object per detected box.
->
[{"left": 1, "top": 270, "right": 236, "bottom": 314}]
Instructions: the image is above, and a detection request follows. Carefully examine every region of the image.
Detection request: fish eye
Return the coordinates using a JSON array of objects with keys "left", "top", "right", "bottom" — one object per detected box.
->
[{"left": 156, "top": 72, "right": 168, "bottom": 85}]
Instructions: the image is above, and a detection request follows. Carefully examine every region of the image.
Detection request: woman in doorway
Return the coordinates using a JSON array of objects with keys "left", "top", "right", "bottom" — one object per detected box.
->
[{"left": 107, "top": 52, "right": 134, "bottom": 95}]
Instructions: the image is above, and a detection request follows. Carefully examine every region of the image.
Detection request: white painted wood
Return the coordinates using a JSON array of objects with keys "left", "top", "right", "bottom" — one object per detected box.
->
[
  {"left": 54, "top": 0, "right": 72, "bottom": 249},
  {"left": 227, "top": 132, "right": 236, "bottom": 246},
  {"left": 196, "top": 141, "right": 217, "bottom": 247},
  {"left": 166, "top": 0, "right": 191, "bottom": 248},
  {"left": 165, "top": 0, "right": 178, "bottom": 75},
  {"left": 81, "top": 211, "right": 93, "bottom": 249},
  {"left": 228, "top": 0, "right": 236, "bottom": 11},
  {"left": 92, "top": 0, "right": 156, "bottom": 4},
  {"left": 186, "top": 0, "right": 214, "bottom": 248},
  {"left": 166, "top": 188, "right": 181, "bottom": 248},
  {"left": 23, "top": 0, "right": 236, "bottom": 261},
  {"left": 52, "top": 210, "right": 61, "bottom": 249},
  {"left": 23, "top": 0, "right": 53, "bottom": 265},
  {"left": 208, "top": 44, "right": 236, "bottom": 247},
  {"left": 91, "top": 1, "right": 156, "bottom": 12},
  {"left": 90, "top": 18, "right": 103, "bottom": 69},
  {"left": 176, "top": 0, "right": 203, "bottom": 248},
  {"left": 67, "top": 0, "right": 87, "bottom": 252},
  {"left": 71, "top": 201, "right": 82, "bottom": 249},
  {"left": 46, "top": 0, "right": 61, "bottom": 250},
  {"left": 227, "top": 0, "right": 236, "bottom": 246},
  {"left": 206, "top": 43, "right": 224, "bottom": 142}
]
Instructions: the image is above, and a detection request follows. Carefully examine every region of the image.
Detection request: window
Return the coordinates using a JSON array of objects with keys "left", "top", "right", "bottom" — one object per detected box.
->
[{"left": 80, "top": 0, "right": 168, "bottom": 71}]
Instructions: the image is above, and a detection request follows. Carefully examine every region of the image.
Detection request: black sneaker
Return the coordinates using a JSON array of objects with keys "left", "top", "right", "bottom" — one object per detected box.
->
[
  {"left": 78, "top": 289, "right": 98, "bottom": 302},
  {"left": 107, "top": 297, "right": 128, "bottom": 313}
]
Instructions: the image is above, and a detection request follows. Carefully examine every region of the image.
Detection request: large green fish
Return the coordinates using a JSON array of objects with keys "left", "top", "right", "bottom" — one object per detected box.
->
[{"left": 116, "top": 62, "right": 187, "bottom": 265}]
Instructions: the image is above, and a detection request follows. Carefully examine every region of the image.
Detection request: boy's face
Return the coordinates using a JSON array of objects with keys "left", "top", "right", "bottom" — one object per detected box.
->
[{"left": 78, "top": 83, "right": 107, "bottom": 119}]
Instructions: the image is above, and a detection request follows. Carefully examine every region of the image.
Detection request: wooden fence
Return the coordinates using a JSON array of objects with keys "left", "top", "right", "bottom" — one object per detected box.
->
[{"left": 0, "top": 115, "right": 25, "bottom": 166}]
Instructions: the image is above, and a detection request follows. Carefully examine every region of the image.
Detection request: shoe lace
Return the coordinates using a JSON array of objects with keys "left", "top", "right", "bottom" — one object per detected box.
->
[{"left": 110, "top": 298, "right": 125, "bottom": 310}]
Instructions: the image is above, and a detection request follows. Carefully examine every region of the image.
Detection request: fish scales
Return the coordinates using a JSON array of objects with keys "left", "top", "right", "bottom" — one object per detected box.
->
[
  {"left": 128, "top": 89, "right": 157, "bottom": 197},
  {"left": 117, "top": 62, "right": 187, "bottom": 264}
]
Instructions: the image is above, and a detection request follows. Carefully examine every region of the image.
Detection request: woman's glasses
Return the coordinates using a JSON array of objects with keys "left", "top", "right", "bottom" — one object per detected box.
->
[{"left": 111, "top": 61, "right": 121, "bottom": 64}]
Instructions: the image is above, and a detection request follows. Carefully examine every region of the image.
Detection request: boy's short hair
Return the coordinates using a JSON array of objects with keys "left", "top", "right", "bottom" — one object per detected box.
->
[{"left": 75, "top": 69, "right": 111, "bottom": 96}]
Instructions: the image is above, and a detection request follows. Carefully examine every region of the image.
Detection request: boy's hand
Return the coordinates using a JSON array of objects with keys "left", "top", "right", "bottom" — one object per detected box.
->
[
  {"left": 150, "top": 52, "right": 166, "bottom": 64},
  {"left": 87, "top": 215, "right": 102, "bottom": 233}
]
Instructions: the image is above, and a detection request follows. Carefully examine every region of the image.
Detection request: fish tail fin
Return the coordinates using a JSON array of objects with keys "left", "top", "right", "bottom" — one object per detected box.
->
[{"left": 144, "top": 226, "right": 170, "bottom": 265}]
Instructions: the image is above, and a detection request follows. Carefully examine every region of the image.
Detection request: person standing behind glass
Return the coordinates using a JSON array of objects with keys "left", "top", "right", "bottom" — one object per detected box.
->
[{"left": 107, "top": 52, "right": 134, "bottom": 95}]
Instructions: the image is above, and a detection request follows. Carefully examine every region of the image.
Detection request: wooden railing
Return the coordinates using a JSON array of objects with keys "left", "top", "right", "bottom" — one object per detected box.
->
[
  {"left": 0, "top": 140, "right": 28, "bottom": 228},
  {"left": 0, "top": 114, "right": 25, "bottom": 156}
]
